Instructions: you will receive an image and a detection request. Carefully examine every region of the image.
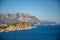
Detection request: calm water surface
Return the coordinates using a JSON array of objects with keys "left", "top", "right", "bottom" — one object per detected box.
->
[{"left": 0, "top": 25, "right": 60, "bottom": 40}]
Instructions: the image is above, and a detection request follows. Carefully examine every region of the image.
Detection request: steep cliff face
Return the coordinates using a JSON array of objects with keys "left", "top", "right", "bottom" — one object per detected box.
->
[
  {"left": 0, "top": 13, "right": 43, "bottom": 32},
  {"left": 0, "top": 13, "right": 43, "bottom": 25},
  {"left": 0, "top": 22, "right": 35, "bottom": 32}
]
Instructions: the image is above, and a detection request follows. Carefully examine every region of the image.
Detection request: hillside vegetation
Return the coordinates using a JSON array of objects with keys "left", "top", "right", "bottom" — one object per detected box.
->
[{"left": 0, "top": 22, "right": 35, "bottom": 32}]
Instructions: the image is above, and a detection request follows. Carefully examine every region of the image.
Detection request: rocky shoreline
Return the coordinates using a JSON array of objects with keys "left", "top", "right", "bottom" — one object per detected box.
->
[{"left": 0, "top": 22, "right": 36, "bottom": 32}]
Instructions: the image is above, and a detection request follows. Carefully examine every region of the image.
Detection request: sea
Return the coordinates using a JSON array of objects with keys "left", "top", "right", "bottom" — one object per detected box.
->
[{"left": 0, "top": 25, "right": 60, "bottom": 40}]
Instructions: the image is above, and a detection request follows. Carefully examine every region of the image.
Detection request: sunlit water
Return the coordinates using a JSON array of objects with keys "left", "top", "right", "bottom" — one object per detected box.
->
[{"left": 0, "top": 25, "right": 60, "bottom": 40}]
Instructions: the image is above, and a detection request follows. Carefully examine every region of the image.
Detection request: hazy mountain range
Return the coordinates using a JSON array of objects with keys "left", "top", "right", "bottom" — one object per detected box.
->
[
  {"left": 0, "top": 13, "right": 57, "bottom": 32},
  {"left": 0, "top": 12, "right": 56, "bottom": 26}
]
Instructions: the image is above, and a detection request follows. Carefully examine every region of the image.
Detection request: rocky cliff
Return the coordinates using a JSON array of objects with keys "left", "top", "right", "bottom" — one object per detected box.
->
[
  {"left": 0, "top": 22, "right": 36, "bottom": 32},
  {"left": 0, "top": 13, "right": 43, "bottom": 25},
  {"left": 0, "top": 12, "right": 56, "bottom": 32}
]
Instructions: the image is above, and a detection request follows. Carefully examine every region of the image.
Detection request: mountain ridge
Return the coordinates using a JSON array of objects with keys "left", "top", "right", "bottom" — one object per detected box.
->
[
  {"left": 0, "top": 13, "right": 43, "bottom": 25},
  {"left": 0, "top": 12, "right": 57, "bottom": 32}
]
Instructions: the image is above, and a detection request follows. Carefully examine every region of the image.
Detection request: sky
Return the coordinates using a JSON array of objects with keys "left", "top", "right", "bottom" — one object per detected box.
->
[{"left": 0, "top": 0, "right": 60, "bottom": 23}]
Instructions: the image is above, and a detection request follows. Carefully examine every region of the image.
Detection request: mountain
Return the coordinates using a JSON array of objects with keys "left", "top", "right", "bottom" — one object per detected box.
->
[
  {"left": 0, "top": 13, "right": 43, "bottom": 25},
  {"left": 0, "top": 12, "right": 57, "bottom": 32},
  {"left": 0, "top": 12, "right": 57, "bottom": 26}
]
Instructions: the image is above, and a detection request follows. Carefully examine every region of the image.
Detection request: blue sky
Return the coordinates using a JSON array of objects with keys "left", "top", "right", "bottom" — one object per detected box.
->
[{"left": 0, "top": 0, "right": 60, "bottom": 23}]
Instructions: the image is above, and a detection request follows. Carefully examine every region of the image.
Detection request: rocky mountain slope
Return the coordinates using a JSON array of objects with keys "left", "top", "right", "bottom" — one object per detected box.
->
[
  {"left": 0, "top": 13, "right": 42, "bottom": 32},
  {"left": 0, "top": 22, "right": 35, "bottom": 32},
  {"left": 0, "top": 13, "right": 43, "bottom": 25},
  {"left": 0, "top": 13, "right": 56, "bottom": 32}
]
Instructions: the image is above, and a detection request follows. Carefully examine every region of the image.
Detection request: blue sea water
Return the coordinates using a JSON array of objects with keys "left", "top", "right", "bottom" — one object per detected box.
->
[{"left": 0, "top": 25, "right": 60, "bottom": 40}]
